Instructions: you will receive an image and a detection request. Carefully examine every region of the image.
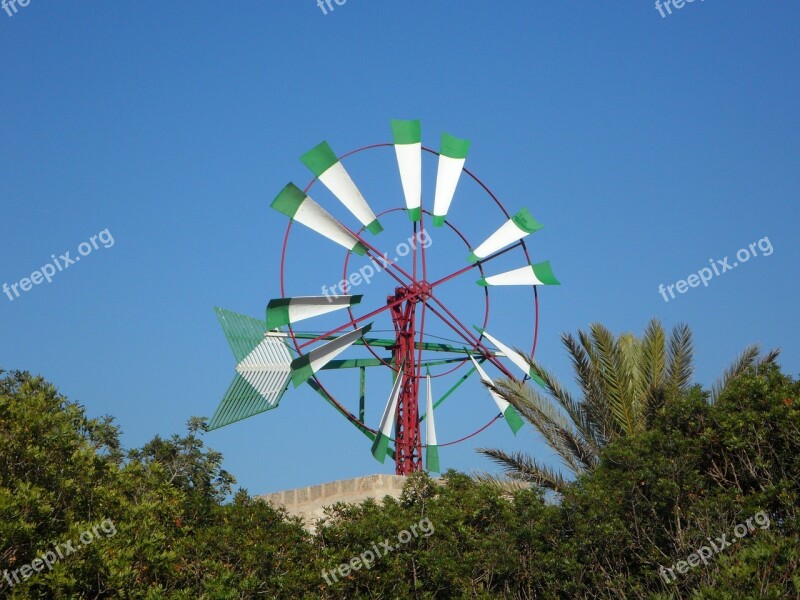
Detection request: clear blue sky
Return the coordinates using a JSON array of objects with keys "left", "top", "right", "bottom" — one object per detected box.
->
[{"left": 1, "top": 2, "right": 798, "bottom": 496}]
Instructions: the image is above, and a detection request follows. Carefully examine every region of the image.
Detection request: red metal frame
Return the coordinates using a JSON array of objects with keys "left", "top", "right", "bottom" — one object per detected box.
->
[{"left": 389, "top": 285, "right": 423, "bottom": 475}]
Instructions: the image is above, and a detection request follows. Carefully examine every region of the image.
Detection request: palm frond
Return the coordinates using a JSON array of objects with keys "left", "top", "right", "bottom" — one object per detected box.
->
[
  {"left": 489, "top": 378, "right": 587, "bottom": 472},
  {"left": 667, "top": 323, "right": 694, "bottom": 391},
  {"left": 591, "top": 323, "right": 636, "bottom": 437},
  {"left": 618, "top": 332, "right": 645, "bottom": 433},
  {"left": 514, "top": 350, "right": 604, "bottom": 455},
  {"left": 477, "top": 447, "right": 571, "bottom": 493},
  {"left": 564, "top": 332, "right": 613, "bottom": 445},
  {"left": 554, "top": 427, "right": 599, "bottom": 470},
  {"left": 639, "top": 318, "right": 667, "bottom": 413},
  {"left": 757, "top": 347, "right": 781, "bottom": 367},
  {"left": 472, "top": 472, "right": 532, "bottom": 495},
  {"left": 710, "top": 344, "right": 780, "bottom": 402}
]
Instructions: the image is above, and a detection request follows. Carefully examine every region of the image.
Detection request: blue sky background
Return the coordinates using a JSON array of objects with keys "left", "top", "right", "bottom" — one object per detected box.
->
[{"left": 1, "top": 2, "right": 798, "bottom": 496}]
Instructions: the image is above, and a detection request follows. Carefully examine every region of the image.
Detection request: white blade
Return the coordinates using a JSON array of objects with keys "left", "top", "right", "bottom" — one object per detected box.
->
[
  {"left": 290, "top": 323, "right": 372, "bottom": 387},
  {"left": 271, "top": 183, "right": 367, "bottom": 256},
  {"left": 266, "top": 295, "right": 363, "bottom": 329},
  {"left": 432, "top": 132, "right": 470, "bottom": 226},
  {"left": 468, "top": 208, "right": 543, "bottom": 263},
  {"left": 425, "top": 373, "right": 437, "bottom": 446},
  {"left": 391, "top": 119, "right": 422, "bottom": 221},
  {"left": 468, "top": 354, "right": 512, "bottom": 414},
  {"left": 477, "top": 261, "right": 559, "bottom": 287},
  {"left": 301, "top": 141, "right": 383, "bottom": 234}
]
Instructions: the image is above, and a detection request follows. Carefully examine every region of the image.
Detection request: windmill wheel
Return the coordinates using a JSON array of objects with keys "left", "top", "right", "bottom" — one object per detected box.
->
[{"left": 212, "top": 119, "right": 559, "bottom": 476}]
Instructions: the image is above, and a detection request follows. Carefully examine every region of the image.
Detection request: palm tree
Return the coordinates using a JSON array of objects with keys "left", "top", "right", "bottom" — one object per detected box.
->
[{"left": 478, "top": 319, "right": 779, "bottom": 493}]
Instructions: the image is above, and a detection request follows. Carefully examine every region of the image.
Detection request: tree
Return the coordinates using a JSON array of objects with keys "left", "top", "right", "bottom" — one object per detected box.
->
[{"left": 478, "top": 319, "right": 780, "bottom": 492}]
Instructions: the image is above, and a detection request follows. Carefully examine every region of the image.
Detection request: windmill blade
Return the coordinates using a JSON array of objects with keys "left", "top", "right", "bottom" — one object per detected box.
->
[
  {"left": 210, "top": 308, "right": 293, "bottom": 430},
  {"left": 477, "top": 261, "right": 560, "bottom": 287},
  {"left": 266, "top": 295, "right": 363, "bottom": 330},
  {"left": 371, "top": 367, "right": 405, "bottom": 463},
  {"left": 290, "top": 323, "right": 373, "bottom": 388},
  {"left": 300, "top": 141, "right": 383, "bottom": 235},
  {"left": 432, "top": 132, "right": 471, "bottom": 226},
  {"left": 468, "top": 354, "right": 524, "bottom": 435},
  {"left": 425, "top": 372, "right": 440, "bottom": 472},
  {"left": 473, "top": 327, "right": 547, "bottom": 390},
  {"left": 467, "top": 208, "right": 543, "bottom": 263},
  {"left": 391, "top": 118, "right": 422, "bottom": 222},
  {"left": 271, "top": 183, "right": 367, "bottom": 256}
]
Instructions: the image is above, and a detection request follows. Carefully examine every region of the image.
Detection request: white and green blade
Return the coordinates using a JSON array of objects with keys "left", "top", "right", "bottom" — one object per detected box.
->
[
  {"left": 477, "top": 261, "right": 560, "bottom": 287},
  {"left": 468, "top": 354, "right": 524, "bottom": 435},
  {"left": 473, "top": 326, "right": 547, "bottom": 390},
  {"left": 371, "top": 367, "right": 405, "bottom": 463},
  {"left": 391, "top": 119, "right": 422, "bottom": 222},
  {"left": 467, "top": 208, "right": 543, "bottom": 263},
  {"left": 301, "top": 141, "right": 383, "bottom": 235},
  {"left": 210, "top": 307, "right": 293, "bottom": 430},
  {"left": 432, "top": 132, "right": 471, "bottom": 226},
  {"left": 424, "top": 372, "right": 440, "bottom": 472},
  {"left": 271, "top": 183, "right": 367, "bottom": 256},
  {"left": 266, "top": 295, "right": 363, "bottom": 330},
  {"left": 290, "top": 323, "right": 373, "bottom": 388}
]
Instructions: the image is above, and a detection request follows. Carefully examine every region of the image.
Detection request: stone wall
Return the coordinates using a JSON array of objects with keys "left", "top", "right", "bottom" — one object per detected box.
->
[{"left": 258, "top": 474, "right": 407, "bottom": 528}]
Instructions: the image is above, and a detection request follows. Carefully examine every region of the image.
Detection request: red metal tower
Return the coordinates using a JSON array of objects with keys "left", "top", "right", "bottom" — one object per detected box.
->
[{"left": 389, "top": 286, "right": 423, "bottom": 475}]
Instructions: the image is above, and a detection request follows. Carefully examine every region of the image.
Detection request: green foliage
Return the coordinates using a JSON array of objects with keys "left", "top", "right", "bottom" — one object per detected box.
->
[
  {"left": 0, "top": 369, "right": 312, "bottom": 598},
  {"left": 1, "top": 362, "right": 798, "bottom": 598}
]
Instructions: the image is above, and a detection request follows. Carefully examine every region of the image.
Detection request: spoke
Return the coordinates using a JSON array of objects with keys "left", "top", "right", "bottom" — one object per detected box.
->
[
  {"left": 415, "top": 300, "right": 428, "bottom": 384},
  {"left": 297, "top": 290, "right": 424, "bottom": 350},
  {"left": 350, "top": 227, "right": 419, "bottom": 287},
  {"left": 423, "top": 293, "right": 516, "bottom": 380},
  {"left": 413, "top": 221, "right": 418, "bottom": 283},
  {"left": 301, "top": 163, "right": 416, "bottom": 289},
  {"left": 364, "top": 246, "right": 413, "bottom": 288},
  {"left": 420, "top": 211, "right": 428, "bottom": 283},
  {"left": 426, "top": 241, "right": 524, "bottom": 292},
  {"left": 419, "top": 357, "right": 481, "bottom": 421},
  {"left": 341, "top": 243, "right": 409, "bottom": 300}
]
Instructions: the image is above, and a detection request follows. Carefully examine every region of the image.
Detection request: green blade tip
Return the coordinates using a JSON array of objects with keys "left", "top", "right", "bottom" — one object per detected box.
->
[
  {"left": 366, "top": 219, "right": 384, "bottom": 235},
  {"left": 300, "top": 141, "right": 338, "bottom": 177},
  {"left": 351, "top": 242, "right": 368, "bottom": 257},
  {"left": 271, "top": 183, "right": 306, "bottom": 219},
  {"left": 504, "top": 406, "right": 525, "bottom": 435},
  {"left": 532, "top": 261, "right": 560, "bottom": 285},
  {"left": 440, "top": 132, "right": 471, "bottom": 159},
  {"left": 391, "top": 119, "right": 421, "bottom": 144},
  {"left": 512, "top": 208, "right": 544, "bottom": 234}
]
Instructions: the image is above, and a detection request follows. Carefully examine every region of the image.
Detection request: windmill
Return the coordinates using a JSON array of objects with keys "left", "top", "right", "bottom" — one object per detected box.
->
[{"left": 211, "top": 119, "right": 559, "bottom": 475}]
